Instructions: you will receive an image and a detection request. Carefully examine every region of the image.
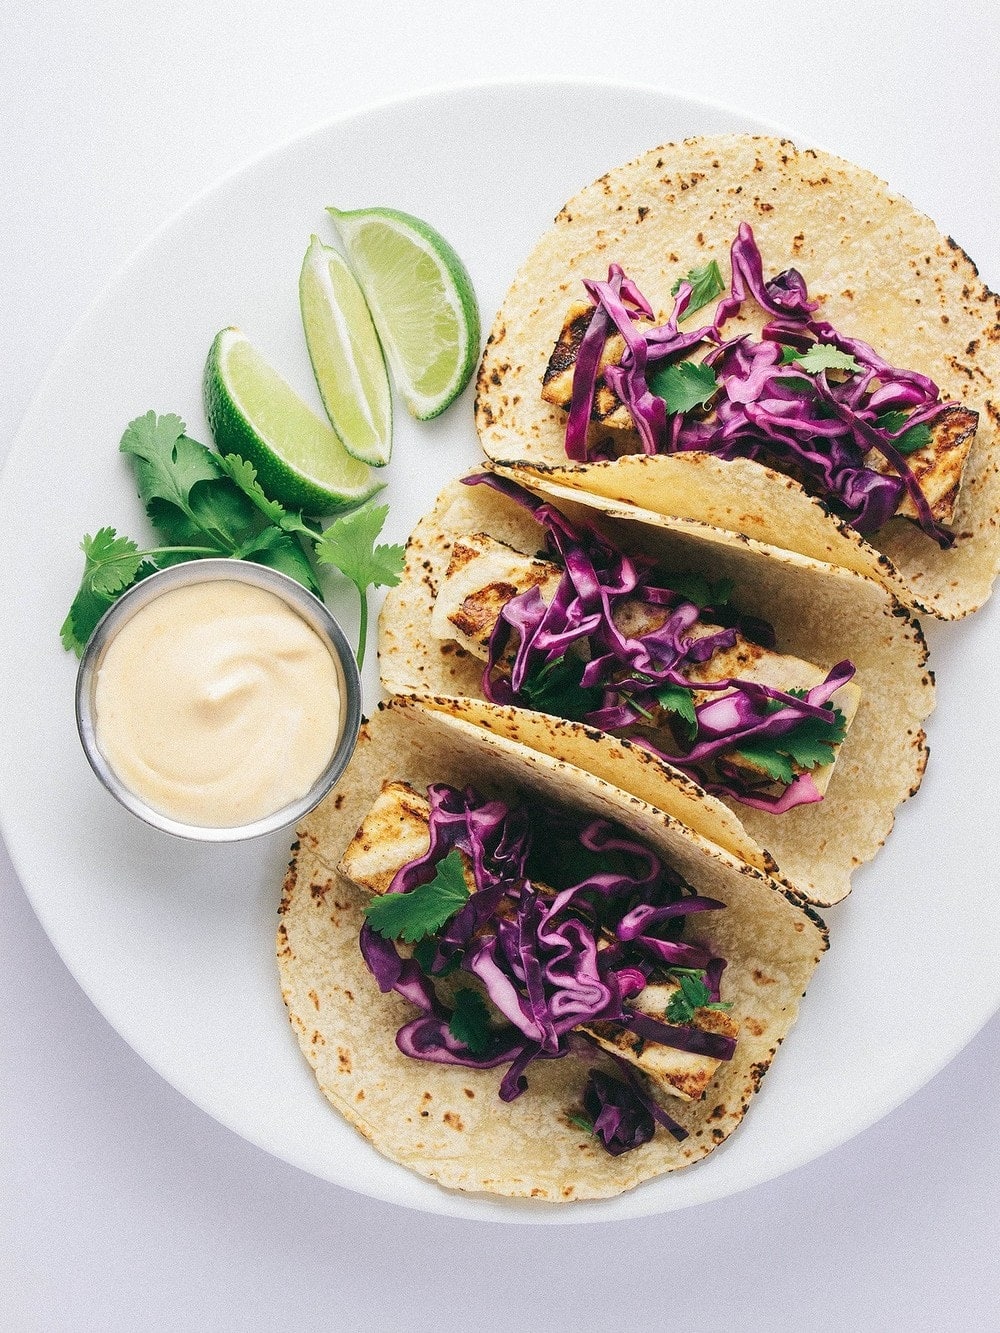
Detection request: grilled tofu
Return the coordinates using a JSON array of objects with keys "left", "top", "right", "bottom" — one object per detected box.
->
[
  {"left": 432, "top": 533, "right": 859, "bottom": 791},
  {"left": 339, "top": 781, "right": 437, "bottom": 896},
  {"left": 868, "top": 404, "right": 978, "bottom": 527},
  {"left": 540, "top": 299, "right": 645, "bottom": 429},
  {"left": 339, "top": 780, "right": 736, "bottom": 1103},
  {"left": 430, "top": 532, "right": 563, "bottom": 655},
  {"left": 584, "top": 982, "right": 738, "bottom": 1103}
]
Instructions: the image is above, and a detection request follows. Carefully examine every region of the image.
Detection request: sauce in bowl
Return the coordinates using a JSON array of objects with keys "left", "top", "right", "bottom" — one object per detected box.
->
[{"left": 76, "top": 561, "right": 361, "bottom": 840}]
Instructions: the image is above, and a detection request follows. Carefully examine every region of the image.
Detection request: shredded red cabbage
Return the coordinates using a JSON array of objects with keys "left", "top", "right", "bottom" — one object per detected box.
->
[
  {"left": 562, "top": 222, "right": 957, "bottom": 547},
  {"left": 582, "top": 1064, "right": 688, "bottom": 1154},
  {"left": 464, "top": 472, "right": 854, "bottom": 813},
  {"left": 359, "top": 787, "right": 735, "bottom": 1153}
]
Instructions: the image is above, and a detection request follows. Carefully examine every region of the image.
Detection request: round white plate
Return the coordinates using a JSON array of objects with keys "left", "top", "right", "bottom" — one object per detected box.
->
[{"left": 1, "top": 81, "right": 997, "bottom": 1224}]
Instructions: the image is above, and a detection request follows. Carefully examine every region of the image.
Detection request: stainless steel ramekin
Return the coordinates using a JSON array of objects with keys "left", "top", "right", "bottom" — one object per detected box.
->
[{"left": 75, "top": 558, "right": 362, "bottom": 841}]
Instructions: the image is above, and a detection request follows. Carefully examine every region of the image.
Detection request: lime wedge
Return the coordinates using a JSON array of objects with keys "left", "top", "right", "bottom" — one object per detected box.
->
[
  {"left": 299, "top": 235, "right": 392, "bottom": 466},
  {"left": 327, "top": 206, "right": 480, "bottom": 420},
  {"left": 204, "top": 328, "right": 382, "bottom": 514}
]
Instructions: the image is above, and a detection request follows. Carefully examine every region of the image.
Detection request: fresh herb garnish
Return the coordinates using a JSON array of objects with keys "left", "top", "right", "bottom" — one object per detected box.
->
[
  {"left": 664, "top": 571, "right": 734, "bottom": 609},
  {"left": 520, "top": 653, "right": 603, "bottom": 722},
  {"left": 874, "top": 410, "right": 932, "bottom": 455},
  {"left": 665, "top": 971, "right": 732, "bottom": 1024},
  {"left": 646, "top": 359, "right": 718, "bottom": 415},
  {"left": 61, "top": 412, "right": 327, "bottom": 655},
  {"left": 313, "top": 502, "right": 405, "bottom": 668},
  {"left": 778, "top": 343, "right": 861, "bottom": 375},
  {"left": 362, "top": 849, "right": 471, "bottom": 944},
  {"left": 671, "top": 259, "right": 725, "bottom": 316},
  {"left": 567, "top": 1111, "right": 595, "bottom": 1136},
  {"left": 62, "top": 411, "right": 404, "bottom": 666},
  {"left": 732, "top": 698, "right": 848, "bottom": 784},
  {"left": 653, "top": 682, "right": 698, "bottom": 742},
  {"left": 447, "top": 988, "right": 492, "bottom": 1054}
]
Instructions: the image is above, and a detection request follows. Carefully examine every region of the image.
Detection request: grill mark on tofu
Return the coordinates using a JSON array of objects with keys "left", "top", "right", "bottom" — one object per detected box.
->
[
  {"left": 541, "top": 300, "right": 649, "bottom": 428},
  {"left": 584, "top": 982, "right": 737, "bottom": 1102},
  {"left": 433, "top": 534, "right": 563, "bottom": 654},
  {"left": 339, "top": 780, "right": 738, "bottom": 1104}
]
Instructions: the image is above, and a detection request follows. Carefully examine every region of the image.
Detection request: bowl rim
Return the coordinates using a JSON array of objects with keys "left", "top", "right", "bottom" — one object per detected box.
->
[{"left": 74, "top": 558, "right": 363, "bottom": 841}]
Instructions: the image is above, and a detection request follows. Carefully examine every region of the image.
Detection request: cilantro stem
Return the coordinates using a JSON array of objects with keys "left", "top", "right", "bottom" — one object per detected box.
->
[
  {"left": 355, "top": 585, "right": 369, "bottom": 670},
  {"left": 145, "top": 546, "right": 226, "bottom": 559}
]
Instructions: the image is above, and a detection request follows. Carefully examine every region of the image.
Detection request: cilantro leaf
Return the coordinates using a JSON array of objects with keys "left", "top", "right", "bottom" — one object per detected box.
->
[
  {"left": 363, "top": 850, "right": 471, "bottom": 944},
  {"left": 897, "top": 426, "right": 933, "bottom": 455},
  {"left": 664, "top": 571, "right": 734, "bottom": 609},
  {"left": 670, "top": 259, "right": 725, "bottom": 316},
  {"left": 121, "top": 414, "right": 225, "bottom": 525},
  {"left": 779, "top": 343, "right": 861, "bottom": 375},
  {"left": 729, "top": 743, "right": 796, "bottom": 786},
  {"left": 780, "top": 707, "right": 848, "bottom": 769},
  {"left": 314, "top": 502, "right": 405, "bottom": 668},
  {"left": 664, "top": 971, "right": 732, "bottom": 1024},
  {"left": 520, "top": 653, "right": 603, "bottom": 722},
  {"left": 874, "top": 409, "right": 909, "bottom": 434},
  {"left": 448, "top": 988, "right": 492, "bottom": 1055},
  {"left": 60, "top": 528, "right": 148, "bottom": 655},
  {"left": 732, "top": 703, "right": 848, "bottom": 783},
  {"left": 216, "top": 452, "right": 289, "bottom": 526},
  {"left": 646, "top": 359, "right": 718, "bottom": 415},
  {"left": 654, "top": 681, "right": 698, "bottom": 742}
]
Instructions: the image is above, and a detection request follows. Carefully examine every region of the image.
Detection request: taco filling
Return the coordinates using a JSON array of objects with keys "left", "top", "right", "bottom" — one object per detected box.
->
[
  {"left": 340, "top": 776, "right": 741, "bottom": 1156},
  {"left": 429, "top": 472, "right": 859, "bottom": 814},
  {"left": 540, "top": 223, "right": 978, "bottom": 548}
]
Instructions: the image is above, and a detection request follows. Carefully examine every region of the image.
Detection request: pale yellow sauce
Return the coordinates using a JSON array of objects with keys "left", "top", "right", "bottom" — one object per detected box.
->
[{"left": 93, "top": 580, "right": 342, "bottom": 827}]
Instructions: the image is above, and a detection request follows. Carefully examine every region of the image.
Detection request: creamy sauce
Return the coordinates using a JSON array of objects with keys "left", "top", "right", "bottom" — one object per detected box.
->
[{"left": 93, "top": 580, "right": 342, "bottom": 827}]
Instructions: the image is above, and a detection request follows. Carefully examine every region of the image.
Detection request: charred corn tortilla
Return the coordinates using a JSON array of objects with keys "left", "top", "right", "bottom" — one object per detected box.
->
[
  {"left": 378, "top": 472, "right": 934, "bottom": 907},
  {"left": 277, "top": 698, "right": 827, "bottom": 1202},
  {"left": 475, "top": 134, "right": 1000, "bottom": 620}
]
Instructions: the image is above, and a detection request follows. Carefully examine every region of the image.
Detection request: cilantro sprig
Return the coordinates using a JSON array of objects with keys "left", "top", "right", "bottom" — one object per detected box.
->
[
  {"left": 362, "top": 850, "right": 471, "bottom": 944},
  {"left": 646, "top": 359, "right": 718, "bottom": 415},
  {"left": 671, "top": 259, "right": 725, "bottom": 317},
  {"left": 62, "top": 412, "right": 404, "bottom": 667},
  {"left": 313, "top": 503, "right": 404, "bottom": 669},
  {"left": 664, "top": 971, "right": 732, "bottom": 1025},
  {"left": 731, "top": 691, "right": 848, "bottom": 786}
]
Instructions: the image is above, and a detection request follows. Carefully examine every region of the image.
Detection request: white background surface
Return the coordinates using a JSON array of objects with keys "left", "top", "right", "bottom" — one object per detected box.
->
[{"left": 3, "top": 3, "right": 998, "bottom": 1329}]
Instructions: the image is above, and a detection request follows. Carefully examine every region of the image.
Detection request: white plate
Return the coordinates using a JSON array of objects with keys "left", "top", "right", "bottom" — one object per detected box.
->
[{"left": 1, "top": 81, "right": 997, "bottom": 1225}]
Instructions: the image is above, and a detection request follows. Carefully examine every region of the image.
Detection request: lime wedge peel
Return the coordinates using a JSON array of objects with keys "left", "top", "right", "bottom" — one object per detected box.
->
[
  {"left": 327, "top": 206, "right": 480, "bottom": 421},
  {"left": 204, "top": 327, "right": 383, "bottom": 515},
  {"left": 299, "top": 236, "right": 392, "bottom": 467}
]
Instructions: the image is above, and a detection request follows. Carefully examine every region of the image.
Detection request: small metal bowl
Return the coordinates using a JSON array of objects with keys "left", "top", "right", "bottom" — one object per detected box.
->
[{"left": 75, "top": 559, "right": 362, "bottom": 841}]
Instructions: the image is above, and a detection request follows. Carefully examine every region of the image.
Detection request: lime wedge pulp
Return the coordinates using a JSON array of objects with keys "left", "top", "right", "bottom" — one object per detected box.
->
[
  {"left": 204, "top": 328, "right": 382, "bottom": 515},
  {"left": 327, "top": 206, "right": 480, "bottom": 420},
  {"left": 299, "top": 235, "right": 392, "bottom": 467}
]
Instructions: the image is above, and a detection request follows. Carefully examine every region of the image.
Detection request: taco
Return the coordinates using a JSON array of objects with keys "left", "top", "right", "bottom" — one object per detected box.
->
[
  {"left": 277, "top": 697, "right": 828, "bottom": 1201},
  {"left": 475, "top": 134, "right": 1000, "bottom": 620},
  {"left": 378, "top": 469, "right": 934, "bottom": 907}
]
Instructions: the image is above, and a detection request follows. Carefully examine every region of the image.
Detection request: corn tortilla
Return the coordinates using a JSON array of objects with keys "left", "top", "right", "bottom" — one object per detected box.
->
[
  {"left": 277, "top": 698, "right": 827, "bottom": 1202},
  {"left": 475, "top": 134, "right": 1000, "bottom": 620}
]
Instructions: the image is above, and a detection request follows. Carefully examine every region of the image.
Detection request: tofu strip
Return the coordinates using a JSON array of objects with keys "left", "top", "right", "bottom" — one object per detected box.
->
[
  {"left": 431, "top": 532, "right": 860, "bottom": 792},
  {"left": 339, "top": 780, "right": 736, "bottom": 1103}
]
